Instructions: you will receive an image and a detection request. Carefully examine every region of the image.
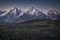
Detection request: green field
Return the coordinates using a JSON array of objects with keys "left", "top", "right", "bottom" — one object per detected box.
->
[{"left": 0, "top": 21, "right": 60, "bottom": 40}]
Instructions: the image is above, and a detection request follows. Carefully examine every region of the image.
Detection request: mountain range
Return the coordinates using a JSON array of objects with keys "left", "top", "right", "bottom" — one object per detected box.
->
[{"left": 0, "top": 7, "right": 60, "bottom": 23}]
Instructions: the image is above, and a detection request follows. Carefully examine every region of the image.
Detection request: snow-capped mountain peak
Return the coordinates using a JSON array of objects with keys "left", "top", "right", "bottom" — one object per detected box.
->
[
  {"left": 48, "top": 9, "right": 60, "bottom": 20},
  {"left": 1, "top": 7, "right": 60, "bottom": 23},
  {"left": 8, "top": 7, "right": 24, "bottom": 17},
  {"left": 27, "top": 7, "right": 36, "bottom": 14},
  {"left": 26, "top": 7, "right": 41, "bottom": 15},
  {"left": 9, "top": 7, "right": 18, "bottom": 14},
  {"left": 48, "top": 9, "right": 60, "bottom": 15}
]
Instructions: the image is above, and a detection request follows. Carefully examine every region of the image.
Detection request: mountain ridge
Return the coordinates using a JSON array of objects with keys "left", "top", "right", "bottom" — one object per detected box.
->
[{"left": 0, "top": 7, "right": 60, "bottom": 23}]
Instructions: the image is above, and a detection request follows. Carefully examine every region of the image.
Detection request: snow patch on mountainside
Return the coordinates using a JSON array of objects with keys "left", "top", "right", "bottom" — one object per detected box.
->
[{"left": 0, "top": 7, "right": 60, "bottom": 23}]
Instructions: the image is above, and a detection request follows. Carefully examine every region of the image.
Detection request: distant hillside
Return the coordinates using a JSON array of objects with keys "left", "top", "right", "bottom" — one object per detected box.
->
[{"left": 14, "top": 19, "right": 60, "bottom": 27}]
